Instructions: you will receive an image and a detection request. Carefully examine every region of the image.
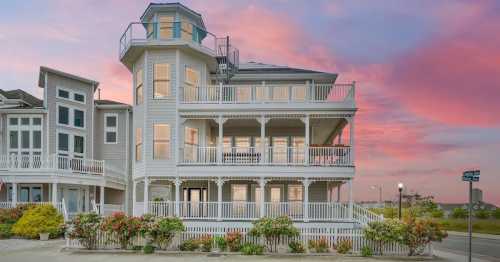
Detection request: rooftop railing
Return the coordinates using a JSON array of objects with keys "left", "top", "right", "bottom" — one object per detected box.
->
[
  {"left": 180, "top": 83, "right": 355, "bottom": 104},
  {"left": 119, "top": 21, "right": 218, "bottom": 58}
]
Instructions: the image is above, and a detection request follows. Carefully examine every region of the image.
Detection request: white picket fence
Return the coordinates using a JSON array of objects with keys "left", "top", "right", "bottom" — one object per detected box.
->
[{"left": 65, "top": 224, "right": 428, "bottom": 256}]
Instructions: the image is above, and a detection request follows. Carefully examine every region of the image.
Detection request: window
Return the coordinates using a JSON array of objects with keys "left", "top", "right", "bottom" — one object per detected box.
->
[
  {"left": 74, "top": 93, "right": 85, "bottom": 103},
  {"left": 288, "top": 185, "right": 303, "bottom": 202},
  {"left": 58, "top": 89, "right": 69, "bottom": 99},
  {"left": 21, "top": 118, "right": 30, "bottom": 125},
  {"left": 21, "top": 131, "right": 30, "bottom": 149},
  {"left": 104, "top": 114, "right": 118, "bottom": 144},
  {"left": 9, "top": 131, "right": 18, "bottom": 149},
  {"left": 135, "top": 69, "right": 143, "bottom": 105},
  {"left": 33, "top": 131, "right": 41, "bottom": 149},
  {"left": 74, "top": 109, "right": 84, "bottom": 128},
  {"left": 154, "top": 124, "right": 170, "bottom": 160},
  {"left": 74, "top": 135, "right": 84, "bottom": 156},
  {"left": 158, "top": 15, "right": 174, "bottom": 39},
  {"left": 184, "top": 127, "right": 198, "bottom": 161},
  {"left": 32, "top": 118, "right": 41, "bottom": 126},
  {"left": 135, "top": 128, "right": 142, "bottom": 161},
  {"left": 231, "top": 184, "right": 247, "bottom": 202},
  {"left": 9, "top": 118, "right": 18, "bottom": 125},
  {"left": 154, "top": 63, "right": 170, "bottom": 98},
  {"left": 184, "top": 67, "right": 199, "bottom": 102},
  {"left": 58, "top": 106, "right": 69, "bottom": 125},
  {"left": 58, "top": 133, "right": 69, "bottom": 152}
]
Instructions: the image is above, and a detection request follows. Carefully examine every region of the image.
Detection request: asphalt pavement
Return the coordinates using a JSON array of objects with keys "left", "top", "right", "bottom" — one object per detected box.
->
[{"left": 434, "top": 233, "right": 500, "bottom": 262}]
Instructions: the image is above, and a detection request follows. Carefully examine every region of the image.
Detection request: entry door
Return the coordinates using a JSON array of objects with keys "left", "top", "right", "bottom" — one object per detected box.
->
[
  {"left": 187, "top": 188, "right": 206, "bottom": 217},
  {"left": 65, "top": 188, "right": 80, "bottom": 214},
  {"left": 269, "top": 186, "right": 282, "bottom": 217}
]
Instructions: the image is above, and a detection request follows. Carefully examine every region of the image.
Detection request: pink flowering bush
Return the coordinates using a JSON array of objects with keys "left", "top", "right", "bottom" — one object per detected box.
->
[{"left": 100, "top": 212, "right": 142, "bottom": 249}]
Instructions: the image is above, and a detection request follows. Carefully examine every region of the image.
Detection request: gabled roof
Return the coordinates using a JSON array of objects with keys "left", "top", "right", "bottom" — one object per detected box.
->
[
  {"left": 38, "top": 66, "right": 99, "bottom": 90},
  {"left": 140, "top": 2, "right": 205, "bottom": 29},
  {"left": 0, "top": 89, "right": 43, "bottom": 108}
]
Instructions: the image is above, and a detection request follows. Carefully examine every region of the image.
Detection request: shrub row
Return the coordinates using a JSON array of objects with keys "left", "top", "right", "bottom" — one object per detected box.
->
[{"left": 0, "top": 205, "right": 64, "bottom": 239}]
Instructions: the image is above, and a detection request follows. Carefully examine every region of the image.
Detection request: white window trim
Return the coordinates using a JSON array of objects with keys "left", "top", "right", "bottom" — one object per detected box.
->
[
  {"left": 56, "top": 86, "right": 87, "bottom": 105},
  {"left": 153, "top": 63, "right": 171, "bottom": 99},
  {"left": 9, "top": 184, "right": 44, "bottom": 202},
  {"left": 104, "top": 113, "right": 119, "bottom": 144},
  {"left": 57, "top": 131, "right": 86, "bottom": 158},
  {"left": 153, "top": 123, "right": 171, "bottom": 160},
  {"left": 56, "top": 102, "right": 86, "bottom": 130},
  {"left": 7, "top": 115, "right": 43, "bottom": 156}
]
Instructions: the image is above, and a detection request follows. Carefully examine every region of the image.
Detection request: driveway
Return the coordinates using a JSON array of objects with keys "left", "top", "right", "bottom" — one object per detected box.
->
[{"left": 0, "top": 238, "right": 477, "bottom": 262}]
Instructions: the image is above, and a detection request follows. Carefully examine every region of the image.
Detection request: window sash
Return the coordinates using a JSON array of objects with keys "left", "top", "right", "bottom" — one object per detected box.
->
[
  {"left": 135, "top": 128, "right": 142, "bottom": 161},
  {"left": 74, "top": 109, "right": 84, "bottom": 128},
  {"left": 154, "top": 124, "right": 170, "bottom": 159},
  {"left": 58, "top": 106, "right": 69, "bottom": 125},
  {"left": 135, "top": 69, "right": 144, "bottom": 105},
  {"left": 58, "top": 133, "right": 69, "bottom": 152},
  {"left": 74, "top": 136, "right": 84, "bottom": 154}
]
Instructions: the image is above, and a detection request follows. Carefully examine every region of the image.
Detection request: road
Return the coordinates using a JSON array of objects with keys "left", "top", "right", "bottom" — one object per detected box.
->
[{"left": 434, "top": 233, "right": 500, "bottom": 262}]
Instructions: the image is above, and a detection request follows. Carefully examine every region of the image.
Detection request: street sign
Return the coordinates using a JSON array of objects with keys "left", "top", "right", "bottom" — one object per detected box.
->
[{"left": 462, "top": 170, "right": 480, "bottom": 182}]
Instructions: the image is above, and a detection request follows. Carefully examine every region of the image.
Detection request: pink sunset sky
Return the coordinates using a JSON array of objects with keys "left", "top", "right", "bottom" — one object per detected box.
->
[{"left": 1, "top": 0, "right": 499, "bottom": 205}]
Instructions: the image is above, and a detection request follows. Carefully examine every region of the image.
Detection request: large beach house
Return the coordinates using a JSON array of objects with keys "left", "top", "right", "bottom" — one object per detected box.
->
[{"left": 1, "top": 3, "right": 379, "bottom": 228}]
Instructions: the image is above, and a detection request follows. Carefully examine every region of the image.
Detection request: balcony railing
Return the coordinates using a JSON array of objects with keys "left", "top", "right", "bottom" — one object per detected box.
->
[
  {"left": 180, "top": 83, "right": 355, "bottom": 104},
  {"left": 179, "top": 145, "right": 353, "bottom": 166},
  {"left": 0, "top": 154, "right": 105, "bottom": 176},
  {"left": 120, "top": 21, "right": 218, "bottom": 58},
  {"left": 143, "top": 201, "right": 352, "bottom": 221}
]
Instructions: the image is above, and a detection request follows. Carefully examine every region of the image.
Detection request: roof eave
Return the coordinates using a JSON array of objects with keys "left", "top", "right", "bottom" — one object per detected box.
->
[{"left": 38, "top": 66, "right": 100, "bottom": 90}]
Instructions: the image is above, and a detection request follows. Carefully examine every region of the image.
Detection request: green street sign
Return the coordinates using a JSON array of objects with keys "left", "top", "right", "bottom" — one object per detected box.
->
[{"left": 462, "top": 170, "right": 480, "bottom": 182}]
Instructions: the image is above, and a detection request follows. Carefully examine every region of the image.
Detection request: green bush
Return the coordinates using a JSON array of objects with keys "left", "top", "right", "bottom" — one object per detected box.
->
[
  {"left": 0, "top": 204, "right": 32, "bottom": 224},
  {"left": 100, "top": 212, "right": 142, "bottom": 249},
  {"left": 308, "top": 238, "right": 329, "bottom": 253},
  {"left": 0, "top": 223, "right": 13, "bottom": 239},
  {"left": 431, "top": 209, "right": 444, "bottom": 218},
  {"left": 67, "top": 212, "right": 102, "bottom": 250},
  {"left": 493, "top": 209, "right": 500, "bottom": 219},
  {"left": 197, "top": 234, "right": 213, "bottom": 252},
  {"left": 143, "top": 244, "right": 155, "bottom": 254},
  {"left": 224, "top": 231, "right": 242, "bottom": 252},
  {"left": 140, "top": 216, "right": 185, "bottom": 250},
  {"left": 179, "top": 239, "right": 199, "bottom": 251},
  {"left": 363, "top": 219, "right": 403, "bottom": 255},
  {"left": 475, "top": 210, "right": 490, "bottom": 219},
  {"left": 361, "top": 245, "right": 373, "bottom": 257},
  {"left": 249, "top": 216, "right": 299, "bottom": 252},
  {"left": 214, "top": 235, "right": 227, "bottom": 251},
  {"left": 451, "top": 208, "right": 467, "bottom": 219},
  {"left": 240, "top": 243, "right": 264, "bottom": 255},
  {"left": 401, "top": 217, "right": 447, "bottom": 256},
  {"left": 288, "top": 241, "right": 305, "bottom": 253},
  {"left": 336, "top": 239, "right": 352, "bottom": 254},
  {"left": 11, "top": 205, "right": 63, "bottom": 239}
]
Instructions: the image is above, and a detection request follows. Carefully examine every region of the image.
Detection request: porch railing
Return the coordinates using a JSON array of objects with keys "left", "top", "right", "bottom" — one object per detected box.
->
[
  {"left": 179, "top": 146, "right": 353, "bottom": 166},
  {"left": 0, "top": 201, "right": 67, "bottom": 220},
  {"left": 0, "top": 154, "right": 105, "bottom": 175},
  {"left": 144, "top": 201, "right": 357, "bottom": 222},
  {"left": 181, "top": 83, "right": 355, "bottom": 104}
]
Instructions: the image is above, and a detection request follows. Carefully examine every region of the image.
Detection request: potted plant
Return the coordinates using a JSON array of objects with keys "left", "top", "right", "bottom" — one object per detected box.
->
[{"left": 39, "top": 232, "right": 50, "bottom": 241}]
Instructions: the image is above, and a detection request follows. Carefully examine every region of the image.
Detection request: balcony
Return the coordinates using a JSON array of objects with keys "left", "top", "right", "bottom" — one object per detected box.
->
[
  {"left": 179, "top": 145, "right": 353, "bottom": 167},
  {"left": 179, "top": 83, "right": 355, "bottom": 107},
  {"left": 0, "top": 154, "right": 105, "bottom": 176}
]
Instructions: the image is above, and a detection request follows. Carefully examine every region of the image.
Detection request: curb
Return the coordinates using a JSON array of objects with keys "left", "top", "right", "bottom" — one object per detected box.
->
[{"left": 447, "top": 231, "right": 500, "bottom": 240}]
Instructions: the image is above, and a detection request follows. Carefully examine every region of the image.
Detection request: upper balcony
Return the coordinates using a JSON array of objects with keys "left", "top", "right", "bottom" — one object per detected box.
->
[{"left": 178, "top": 82, "right": 355, "bottom": 111}]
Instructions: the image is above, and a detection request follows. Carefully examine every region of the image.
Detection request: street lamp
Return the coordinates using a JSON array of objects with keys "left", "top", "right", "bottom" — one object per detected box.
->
[
  {"left": 370, "top": 185, "right": 383, "bottom": 206},
  {"left": 398, "top": 183, "right": 404, "bottom": 220}
]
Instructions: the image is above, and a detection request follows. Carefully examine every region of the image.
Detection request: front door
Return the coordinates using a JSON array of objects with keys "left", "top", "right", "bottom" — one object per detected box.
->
[
  {"left": 184, "top": 188, "right": 207, "bottom": 217},
  {"left": 65, "top": 188, "right": 80, "bottom": 214}
]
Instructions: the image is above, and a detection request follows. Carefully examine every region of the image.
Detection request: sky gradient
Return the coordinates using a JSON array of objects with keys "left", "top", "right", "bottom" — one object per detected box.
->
[{"left": 1, "top": 0, "right": 499, "bottom": 205}]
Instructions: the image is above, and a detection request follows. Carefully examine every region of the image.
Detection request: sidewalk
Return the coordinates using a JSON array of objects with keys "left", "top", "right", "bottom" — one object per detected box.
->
[{"left": 447, "top": 231, "right": 500, "bottom": 240}]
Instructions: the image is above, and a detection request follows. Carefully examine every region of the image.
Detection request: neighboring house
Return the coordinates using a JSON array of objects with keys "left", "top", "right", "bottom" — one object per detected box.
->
[
  {"left": 0, "top": 67, "right": 131, "bottom": 217},
  {"left": 120, "top": 3, "right": 371, "bottom": 228}
]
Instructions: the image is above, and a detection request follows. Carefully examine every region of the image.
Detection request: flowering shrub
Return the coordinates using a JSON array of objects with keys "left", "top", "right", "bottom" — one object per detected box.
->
[
  {"left": 336, "top": 239, "right": 352, "bottom": 254},
  {"left": 101, "top": 212, "right": 141, "bottom": 249},
  {"left": 225, "top": 231, "right": 242, "bottom": 252},
  {"left": 197, "top": 234, "right": 213, "bottom": 252},
  {"left": 308, "top": 238, "right": 329, "bottom": 253},
  {"left": 401, "top": 217, "right": 447, "bottom": 256},
  {"left": 140, "top": 215, "right": 185, "bottom": 250},
  {"left": 67, "top": 212, "right": 102, "bottom": 250},
  {"left": 11, "top": 205, "right": 63, "bottom": 239},
  {"left": 249, "top": 216, "right": 299, "bottom": 252},
  {"left": 288, "top": 240, "right": 305, "bottom": 253},
  {"left": 0, "top": 204, "right": 32, "bottom": 224},
  {"left": 363, "top": 219, "right": 403, "bottom": 255},
  {"left": 179, "top": 238, "right": 199, "bottom": 251}
]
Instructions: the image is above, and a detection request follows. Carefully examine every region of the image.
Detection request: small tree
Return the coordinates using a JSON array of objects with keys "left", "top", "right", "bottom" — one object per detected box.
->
[
  {"left": 474, "top": 209, "right": 490, "bottom": 219},
  {"left": 493, "top": 209, "right": 500, "bottom": 219},
  {"left": 401, "top": 217, "right": 447, "bottom": 256},
  {"left": 67, "top": 213, "right": 102, "bottom": 250},
  {"left": 101, "top": 212, "right": 142, "bottom": 249},
  {"left": 140, "top": 216, "right": 185, "bottom": 250},
  {"left": 249, "top": 216, "right": 299, "bottom": 252},
  {"left": 363, "top": 219, "right": 403, "bottom": 255},
  {"left": 451, "top": 208, "right": 467, "bottom": 219}
]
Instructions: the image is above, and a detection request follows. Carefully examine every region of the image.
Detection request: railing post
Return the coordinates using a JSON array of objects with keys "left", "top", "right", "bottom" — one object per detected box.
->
[
  {"left": 348, "top": 180, "right": 353, "bottom": 220},
  {"left": 219, "top": 82, "right": 223, "bottom": 104},
  {"left": 216, "top": 178, "right": 225, "bottom": 221},
  {"left": 302, "top": 179, "right": 311, "bottom": 222},
  {"left": 217, "top": 116, "right": 225, "bottom": 164},
  {"left": 52, "top": 182, "right": 58, "bottom": 206},
  {"left": 143, "top": 178, "right": 149, "bottom": 215},
  {"left": 301, "top": 115, "right": 310, "bottom": 165},
  {"left": 349, "top": 116, "right": 355, "bottom": 165},
  {"left": 174, "top": 178, "right": 182, "bottom": 217},
  {"left": 258, "top": 116, "right": 267, "bottom": 164},
  {"left": 259, "top": 178, "right": 267, "bottom": 218},
  {"left": 100, "top": 185, "right": 105, "bottom": 216},
  {"left": 12, "top": 182, "right": 17, "bottom": 207}
]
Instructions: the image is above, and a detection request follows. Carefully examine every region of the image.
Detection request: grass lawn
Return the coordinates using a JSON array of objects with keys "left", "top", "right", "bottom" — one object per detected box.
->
[{"left": 437, "top": 218, "right": 500, "bottom": 235}]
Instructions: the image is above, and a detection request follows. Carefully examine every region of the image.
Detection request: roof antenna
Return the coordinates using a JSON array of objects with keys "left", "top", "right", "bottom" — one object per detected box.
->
[{"left": 97, "top": 88, "right": 101, "bottom": 100}]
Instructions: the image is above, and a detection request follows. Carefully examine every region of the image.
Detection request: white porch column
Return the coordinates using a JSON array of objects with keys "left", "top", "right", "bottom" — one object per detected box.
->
[
  {"left": 217, "top": 116, "right": 226, "bottom": 164},
  {"left": 337, "top": 183, "right": 341, "bottom": 202},
  {"left": 143, "top": 178, "right": 149, "bottom": 214},
  {"left": 100, "top": 185, "right": 105, "bottom": 215},
  {"left": 51, "top": 182, "right": 58, "bottom": 206},
  {"left": 216, "top": 177, "right": 225, "bottom": 221},
  {"left": 348, "top": 180, "right": 353, "bottom": 220},
  {"left": 301, "top": 115, "right": 310, "bottom": 165},
  {"left": 258, "top": 178, "right": 267, "bottom": 218},
  {"left": 174, "top": 178, "right": 182, "bottom": 216},
  {"left": 12, "top": 182, "right": 17, "bottom": 207},
  {"left": 132, "top": 180, "right": 137, "bottom": 216},
  {"left": 258, "top": 116, "right": 268, "bottom": 164},
  {"left": 348, "top": 117, "right": 355, "bottom": 164},
  {"left": 302, "top": 179, "right": 312, "bottom": 222}
]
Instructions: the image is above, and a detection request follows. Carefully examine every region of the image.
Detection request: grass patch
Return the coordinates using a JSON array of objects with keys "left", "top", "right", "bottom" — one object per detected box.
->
[{"left": 437, "top": 219, "right": 500, "bottom": 235}]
